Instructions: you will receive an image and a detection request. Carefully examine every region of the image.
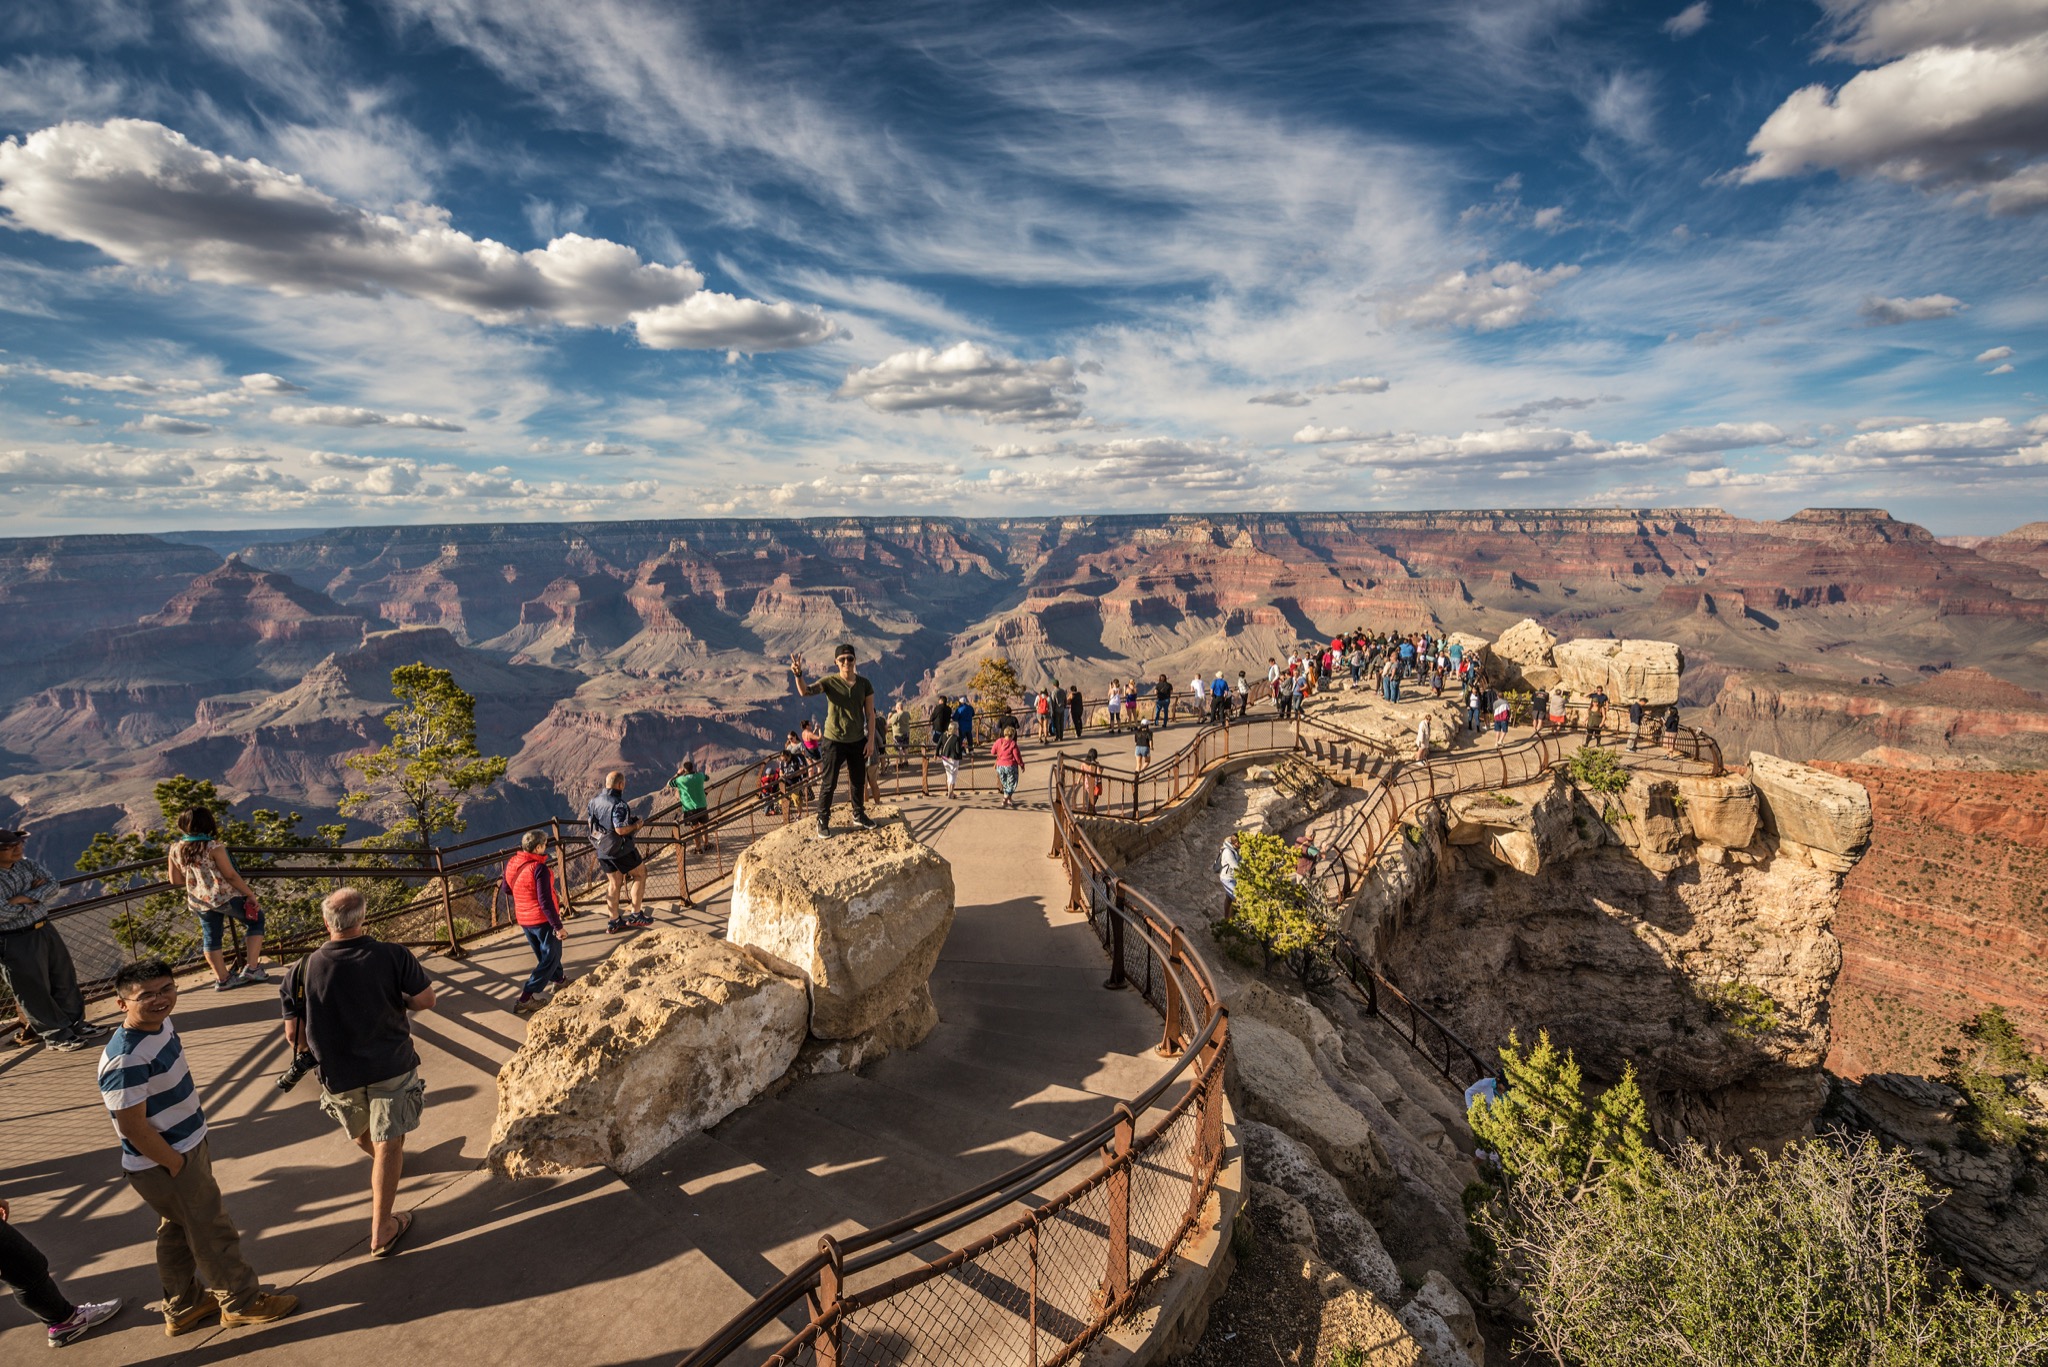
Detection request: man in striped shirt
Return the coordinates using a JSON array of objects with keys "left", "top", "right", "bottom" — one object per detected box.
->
[{"left": 98, "top": 959, "right": 298, "bottom": 1337}]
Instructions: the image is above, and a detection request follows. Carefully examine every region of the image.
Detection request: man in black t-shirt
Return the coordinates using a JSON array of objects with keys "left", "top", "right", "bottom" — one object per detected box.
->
[
  {"left": 791, "top": 643, "right": 877, "bottom": 838},
  {"left": 280, "top": 887, "right": 436, "bottom": 1259}
]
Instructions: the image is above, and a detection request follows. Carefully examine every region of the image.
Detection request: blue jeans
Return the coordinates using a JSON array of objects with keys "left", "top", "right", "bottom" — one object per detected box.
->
[{"left": 522, "top": 925, "right": 564, "bottom": 995}]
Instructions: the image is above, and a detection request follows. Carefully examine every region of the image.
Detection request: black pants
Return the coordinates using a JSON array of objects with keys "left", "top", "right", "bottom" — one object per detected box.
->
[
  {"left": 0, "top": 923, "right": 85, "bottom": 1040},
  {"left": 0, "top": 1215, "right": 73, "bottom": 1325},
  {"left": 815, "top": 739, "right": 868, "bottom": 825}
]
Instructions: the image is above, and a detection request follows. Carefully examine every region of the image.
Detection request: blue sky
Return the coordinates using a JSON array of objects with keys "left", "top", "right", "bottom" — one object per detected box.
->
[{"left": 0, "top": 0, "right": 2044, "bottom": 534}]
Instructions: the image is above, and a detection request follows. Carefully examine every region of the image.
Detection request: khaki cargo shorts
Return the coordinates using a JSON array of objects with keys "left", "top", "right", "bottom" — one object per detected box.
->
[{"left": 318, "top": 1069, "right": 425, "bottom": 1143}]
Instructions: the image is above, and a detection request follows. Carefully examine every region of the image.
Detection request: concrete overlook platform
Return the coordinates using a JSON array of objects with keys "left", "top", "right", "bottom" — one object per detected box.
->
[{"left": 0, "top": 796, "right": 1177, "bottom": 1366}]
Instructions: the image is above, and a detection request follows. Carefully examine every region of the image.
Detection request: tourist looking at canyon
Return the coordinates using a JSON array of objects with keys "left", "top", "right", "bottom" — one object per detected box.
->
[
  {"left": 166, "top": 807, "right": 267, "bottom": 992},
  {"left": 0, "top": 829, "right": 105, "bottom": 1052},
  {"left": 790, "top": 645, "right": 879, "bottom": 839},
  {"left": 586, "top": 770, "right": 650, "bottom": 932}
]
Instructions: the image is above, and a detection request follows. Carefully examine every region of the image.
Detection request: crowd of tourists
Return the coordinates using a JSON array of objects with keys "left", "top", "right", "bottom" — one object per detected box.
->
[{"left": 0, "top": 629, "right": 1696, "bottom": 1350}]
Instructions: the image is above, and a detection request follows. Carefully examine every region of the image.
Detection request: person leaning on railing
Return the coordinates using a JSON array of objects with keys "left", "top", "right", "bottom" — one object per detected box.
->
[{"left": 0, "top": 828, "right": 107, "bottom": 1053}]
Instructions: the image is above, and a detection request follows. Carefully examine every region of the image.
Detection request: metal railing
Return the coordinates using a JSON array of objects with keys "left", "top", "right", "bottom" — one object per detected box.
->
[
  {"left": 678, "top": 761, "right": 1231, "bottom": 1367},
  {"left": 1330, "top": 935, "right": 1489, "bottom": 1091}
]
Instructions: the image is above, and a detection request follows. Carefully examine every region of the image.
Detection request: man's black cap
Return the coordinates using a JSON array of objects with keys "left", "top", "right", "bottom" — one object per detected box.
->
[{"left": 0, "top": 829, "right": 25, "bottom": 846}]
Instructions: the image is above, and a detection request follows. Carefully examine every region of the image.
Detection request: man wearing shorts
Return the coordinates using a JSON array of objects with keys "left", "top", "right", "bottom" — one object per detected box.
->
[
  {"left": 588, "top": 770, "right": 650, "bottom": 932},
  {"left": 281, "top": 888, "right": 436, "bottom": 1259}
]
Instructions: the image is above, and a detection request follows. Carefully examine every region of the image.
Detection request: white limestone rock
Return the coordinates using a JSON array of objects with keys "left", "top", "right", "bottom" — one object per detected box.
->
[
  {"left": 487, "top": 929, "right": 807, "bottom": 1177},
  {"left": 728, "top": 807, "right": 956, "bottom": 1040}
]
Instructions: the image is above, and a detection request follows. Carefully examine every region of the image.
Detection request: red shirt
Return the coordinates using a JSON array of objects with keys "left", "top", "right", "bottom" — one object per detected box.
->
[
  {"left": 501, "top": 849, "right": 561, "bottom": 930},
  {"left": 992, "top": 736, "right": 1023, "bottom": 767}
]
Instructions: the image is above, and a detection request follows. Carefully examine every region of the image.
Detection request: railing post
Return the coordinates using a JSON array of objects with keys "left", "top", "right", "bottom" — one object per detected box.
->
[
  {"left": 1104, "top": 885, "right": 1129, "bottom": 991},
  {"left": 548, "top": 817, "right": 570, "bottom": 916},
  {"left": 1027, "top": 1218, "right": 1041, "bottom": 1367},
  {"left": 1158, "top": 924, "right": 1185, "bottom": 1056},
  {"left": 432, "top": 846, "right": 464, "bottom": 959},
  {"left": 1101, "top": 1105, "right": 1134, "bottom": 1312},
  {"left": 814, "top": 1235, "right": 844, "bottom": 1367},
  {"left": 673, "top": 819, "right": 693, "bottom": 909}
]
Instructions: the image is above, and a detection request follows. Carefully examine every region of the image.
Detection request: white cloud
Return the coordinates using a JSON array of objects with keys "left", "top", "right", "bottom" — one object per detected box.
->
[
  {"left": 239, "top": 372, "right": 305, "bottom": 393},
  {"left": 1480, "top": 395, "right": 1616, "bottom": 421},
  {"left": 1842, "top": 415, "right": 2046, "bottom": 456},
  {"left": 1649, "top": 421, "right": 1786, "bottom": 453},
  {"left": 581, "top": 441, "right": 633, "bottom": 455},
  {"left": 1664, "top": 3, "right": 1711, "bottom": 38},
  {"left": 1247, "top": 375, "right": 1388, "bottom": 408},
  {"left": 1531, "top": 205, "right": 1566, "bottom": 230},
  {"left": 0, "top": 448, "right": 196, "bottom": 488},
  {"left": 1977, "top": 345, "right": 2015, "bottom": 362},
  {"left": 1739, "top": 7, "right": 2048, "bottom": 214},
  {"left": 1293, "top": 424, "right": 1383, "bottom": 444},
  {"left": 836, "top": 342, "right": 1087, "bottom": 426},
  {"left": 1320, "top": 425, "right": 1616, "bottom": 473},
  {"left": 1859, "top": 292, "right": 1965, "bottom": 323},
  {"left": 271, "top": 404, "right": 466, "bottom": 431},
  {"left": 133, "top": 413, "right": 215, "bottom": 435},
  {"left": 630, "top": 291, "right": 838, "bottom": 353},
  {"left": 1387, "top": 261, "right": 1580, "bottom": 331},
  {"left": 1989, "top": 362, "right": 2017, "bottom": 374},
  {"left": 0, "top": 119, "right": 839, "bottom": 350},
  {"left": 1248, "top": 391, "right": 1311, "bottom": 407},
  {"left": 208, "top": 446, "right": 275, "bottom": 464}
]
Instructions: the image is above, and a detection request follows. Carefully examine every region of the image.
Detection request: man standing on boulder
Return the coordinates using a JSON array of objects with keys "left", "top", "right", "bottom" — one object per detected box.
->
[{"left": 791, "top": 646, "right": 878, "bottom": 839}]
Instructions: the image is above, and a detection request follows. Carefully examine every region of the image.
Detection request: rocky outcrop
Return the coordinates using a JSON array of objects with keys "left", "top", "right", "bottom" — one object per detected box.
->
[
  {"left": 1835, "top": 1073, "right": 2048, "bottom": 1292},
  {"left": 1359, "top": 765, "right": 1859, "bottom": 1154},
  {"left": 1675, "top": 772, "right": 1760, "bottom": 851},
  {"left": 1230, "top": 1018, "right": 1393, "bottom": 1209},
  {"left": 1490, "top": 618, "right": 1557, "bottom": 690},
  {"left": 1551, "top": 637, "right": 1683, "bottom": 705},
  {"left": 728, "top": 809, "right": 955, "bottom": 1041},
  {"left": 1749, "top": 751, "right": 1873, "bottom": 873},
  {"left": 487, "top": 929, "right": 808, "bottom": 1177}
]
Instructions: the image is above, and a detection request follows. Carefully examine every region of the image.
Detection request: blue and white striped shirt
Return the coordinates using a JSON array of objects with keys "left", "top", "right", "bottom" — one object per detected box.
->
[{"left": 98, "top": 1019, "right": 208, "bottom": 1172}]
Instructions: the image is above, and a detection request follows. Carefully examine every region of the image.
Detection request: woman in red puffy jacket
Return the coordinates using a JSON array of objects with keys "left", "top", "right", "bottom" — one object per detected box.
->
[{"left": 501, "top": 829, "right": 567, "bottom": 1013}]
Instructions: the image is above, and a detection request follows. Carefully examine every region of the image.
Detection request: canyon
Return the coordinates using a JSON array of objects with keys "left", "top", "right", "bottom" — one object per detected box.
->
[{"left": 5, "top": 506, "right": 2047, "bottom": 1083}]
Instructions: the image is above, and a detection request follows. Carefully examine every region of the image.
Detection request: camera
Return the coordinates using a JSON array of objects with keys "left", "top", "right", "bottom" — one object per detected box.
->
[{"left": 276, "top": 1051, "right": 318, "bottom": 1093}]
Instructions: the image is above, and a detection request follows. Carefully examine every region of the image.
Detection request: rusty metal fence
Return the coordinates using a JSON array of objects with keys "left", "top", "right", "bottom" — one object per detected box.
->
[{"left": 677, "top": 762, "right": 1231, "bottom": 1367}]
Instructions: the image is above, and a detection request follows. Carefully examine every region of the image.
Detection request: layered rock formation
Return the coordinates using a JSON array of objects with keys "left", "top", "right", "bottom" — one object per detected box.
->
[
  {"left": 487, "top": 930, "right": 808, "bottom": 1177},
  {"left": 1818, "top": 763, "right": 2048, "bottom": 1077},
  {"left": 1834, "top": 1072, "right": 2048, "bottom": 1292},
  {"left": 1358, "top": 754, "right": 1870, "bottom": 1154}
]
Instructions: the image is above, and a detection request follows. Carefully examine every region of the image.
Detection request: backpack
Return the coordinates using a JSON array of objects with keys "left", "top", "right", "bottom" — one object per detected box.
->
[{"left": 177, "top": 841, "right": 235, "bottom": 911}]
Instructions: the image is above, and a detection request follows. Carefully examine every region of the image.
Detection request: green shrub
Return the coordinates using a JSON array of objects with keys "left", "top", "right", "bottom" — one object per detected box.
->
[
  {"left": 1700, "top": 980, "right": 1781, "bottom": 1042},
  {"left": 1938, "top": 1007, "right": 2048, "bottom": 1156},
  {"left": 1566, "top": 745, "right": 1631, "bottom": 797},
  {"left": 1468, "top": 1034, "right": 2048, "bottom": 1366}
]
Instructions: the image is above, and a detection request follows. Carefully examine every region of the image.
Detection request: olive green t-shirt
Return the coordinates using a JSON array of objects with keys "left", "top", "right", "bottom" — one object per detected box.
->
[{"left": 820, "top": 673, "right": 874, "bottom": 743}]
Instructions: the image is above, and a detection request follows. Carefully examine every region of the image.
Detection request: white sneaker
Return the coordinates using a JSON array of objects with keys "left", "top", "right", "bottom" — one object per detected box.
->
[{"left": 49, "top": 1297, "right": 123, "bottom": 1346}]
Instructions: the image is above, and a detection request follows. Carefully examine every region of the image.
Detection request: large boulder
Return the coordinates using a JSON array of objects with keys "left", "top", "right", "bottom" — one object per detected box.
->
[
  {"left": 1677, "top": 772, "right": 1760, "bottom": 850},
  {"left": 728, "top": 808, "right": 955, "bottom": 1040},
  {"left": 487, "top": 929, "right": 807, "bottom": 1177},
  {"left": 1748, "top": 753, "right": 1873, "bottom": 873},
  {"left": 1551, "top": 637, "right": 1684, "bottom": 706},
  {"left": 1491, "top": 618, "right": 1558, "bottom": 690}
]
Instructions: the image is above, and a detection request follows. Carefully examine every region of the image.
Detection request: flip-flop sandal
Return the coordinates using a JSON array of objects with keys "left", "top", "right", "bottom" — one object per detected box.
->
[{"left": 370, "top": 1211, "right": 415, "bottom": 1258}]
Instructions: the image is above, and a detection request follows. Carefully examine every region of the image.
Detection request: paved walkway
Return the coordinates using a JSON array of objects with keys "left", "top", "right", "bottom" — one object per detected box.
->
[{"left": 0, "top": 798, "right": 1171, "bottom": 1365}]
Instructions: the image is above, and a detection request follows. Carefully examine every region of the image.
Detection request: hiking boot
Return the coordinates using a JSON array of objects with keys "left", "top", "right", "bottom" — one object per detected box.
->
[
  {"left": 218, "top": 1292, "right": 298, "bottom": 1328},
  {"left": 48, "top": 1298, "right": 122, "bottom": 1346},
  {"left": 163, "top": 1300, "right": 219, "bottom": 1337},
  {"left": 514, "top": 992, "right": 540, "bottom": 1014}
]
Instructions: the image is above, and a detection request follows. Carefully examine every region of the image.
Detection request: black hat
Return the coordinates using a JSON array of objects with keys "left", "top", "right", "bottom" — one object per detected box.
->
[{"left": 0, "top": 829, "right": 25, "bottom": 846}]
